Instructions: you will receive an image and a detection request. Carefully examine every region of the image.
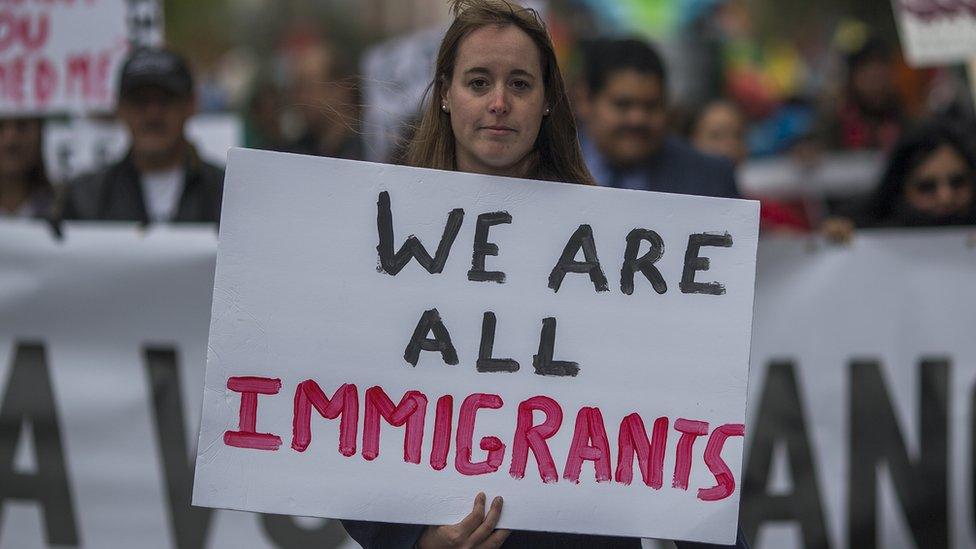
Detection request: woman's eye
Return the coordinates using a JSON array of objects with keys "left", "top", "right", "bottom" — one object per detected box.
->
[
  {"left": 469, "top": 79, "right": 489, "bottom": 90},
  {"left": 511, "top": 80, "right": 530, "bottom": 91}
]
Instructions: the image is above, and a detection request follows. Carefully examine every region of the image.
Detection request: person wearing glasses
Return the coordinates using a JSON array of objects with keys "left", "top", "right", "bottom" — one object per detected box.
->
[{"left": 823, "top": 119, "right": 975, "bottom": 239}]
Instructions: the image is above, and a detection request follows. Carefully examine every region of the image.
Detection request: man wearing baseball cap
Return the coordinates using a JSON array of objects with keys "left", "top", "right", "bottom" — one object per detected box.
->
[{"left": 62, "top": 48, "right": 224, "bottom": 224}]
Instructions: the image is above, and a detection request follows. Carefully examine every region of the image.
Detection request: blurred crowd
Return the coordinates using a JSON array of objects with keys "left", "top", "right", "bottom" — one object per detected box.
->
[{"left": 1, "top": 0, "right": 974, "bottom": 236}]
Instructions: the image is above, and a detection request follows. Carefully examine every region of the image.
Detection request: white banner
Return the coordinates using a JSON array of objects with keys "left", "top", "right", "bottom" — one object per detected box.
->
[
  {"left": 0, "top": 222, "right": 356, "bottom": 549},
  {"left": 1, "top": 222, "right": 974, "bottom": 548},
  {"left": 43, "top": 114, "right": 242, "bottom": 183}
]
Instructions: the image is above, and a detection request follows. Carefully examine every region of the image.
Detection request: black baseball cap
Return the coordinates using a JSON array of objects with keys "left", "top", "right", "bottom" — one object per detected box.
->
[{"left": 119, "top": 48, "right": 194, "bottom": 100}]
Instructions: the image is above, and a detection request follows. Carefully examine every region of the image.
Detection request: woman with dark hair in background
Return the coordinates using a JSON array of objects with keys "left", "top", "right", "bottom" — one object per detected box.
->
[
  {"left": 858, "top": 119, "right": 974, "bottom": 227},
  {"left": 823, "top": 119, "right": 975, "bottom": 239},
  {"left": 0, "top": 117, "right": 55, "bottom": 219},
  {"left": 342, "top": 1, "right": 747, "bottom": 548}
]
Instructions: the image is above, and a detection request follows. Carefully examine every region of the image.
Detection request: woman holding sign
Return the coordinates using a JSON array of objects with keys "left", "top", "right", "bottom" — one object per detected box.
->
[{"left": 341, "top": 1, "right": 748, "bottom": 548}]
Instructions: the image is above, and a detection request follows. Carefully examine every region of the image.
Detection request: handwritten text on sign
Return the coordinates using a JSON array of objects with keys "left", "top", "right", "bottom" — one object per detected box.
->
[
  {"left": 192, "top": 150, "right": 760, "bottom": 544},
  {"left": 0, "top": 0, "right": 131, "bottom": 114}
]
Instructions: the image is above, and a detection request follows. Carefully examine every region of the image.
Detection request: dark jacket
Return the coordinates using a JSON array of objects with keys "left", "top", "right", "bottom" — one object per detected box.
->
[
  {"left": 341, "top": 520, "right": 751, "bottom": 549},
  {"left": 61, "top": 147, "right": 224, "bottom": 223},
  {"left": 582, "top": 135, "right": 740, "bottom": 199}
]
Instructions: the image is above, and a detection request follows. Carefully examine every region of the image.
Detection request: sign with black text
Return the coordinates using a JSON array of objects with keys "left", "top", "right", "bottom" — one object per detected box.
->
[{"left": 191, "top": 150, "right": 760, "bottom": 544}]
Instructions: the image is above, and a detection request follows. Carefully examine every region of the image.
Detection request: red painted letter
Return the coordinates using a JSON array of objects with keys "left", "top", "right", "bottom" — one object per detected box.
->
[
  {"left": 363, "top": 386, "right": 428, "bottom": 463},
  {"left": 509, "top": 395, "right": 563, "bottom": 482},
  {"left": 224, "top": 376, "right": 282, "bottom": 451},
  {"left": 430, "top": 395, "right": 453, "bottom": 470},
  {"left": 563, "top": 407, "right": 612, "bottom": 483},
  {"left": 615, "top": 414, "right": 668, "bottom": 488},
  {"left": 291, "top": 381, "right": 358, "bottom": 455},
  {"left": 455, "top": 393, "right": 505, "bottom": 475},
  {"left": 672, "top": 418, "right": 709, "bottom": 490},
  {"left": 698, "top": 423, "right": 745, "bottom": 501}
]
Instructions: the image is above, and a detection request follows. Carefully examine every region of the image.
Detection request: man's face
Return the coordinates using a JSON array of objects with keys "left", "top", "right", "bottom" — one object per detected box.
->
[
  {"left": 117, "top": 86, "right": 193, "bottom": 162},
  {"left": 580, "top": 69, "right": 668, "bottom": 169}
]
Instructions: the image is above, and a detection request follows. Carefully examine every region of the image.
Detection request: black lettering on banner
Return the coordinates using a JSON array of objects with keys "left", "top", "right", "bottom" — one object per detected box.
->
[
  {"left": 146, "top": 347, "right": 349, "bottom": 549},
  {"left": 740, "top": 360, "right": 829, "bottom": 548},
  {"left": 376, "top": 191, "right": 464, "bottom": 275},
  {"left": 679, "top": 232, "right": 732, "bottom": 295},
  {"left": 0, "top": 342, "right": 79, "bottom": 546},
  {"left": 532, "top": 317, "right": 579, "bottom": 377},
  {"left": 476, "top": 312, "right": 519, "bottom": 373},
  {"left": 468, "top": 212, "right": 512, "bottom": 283},
  {"left": 260, "top": 514, "right": 348, "bottom": 548},
  {"left": 145, "top": 347, "right": 214, "bottom": 549},
  {"left": 403, "top": 309, "right": 460, "bottom": 366},
  {"left": 548, "top": 224, "right": 609, "bottom": 293},
  {"left": 848, "top": 358, "right": 948, "bottom": 549},
  {"left": 620, "top": 228, "right": 667, "bottom": 295}
]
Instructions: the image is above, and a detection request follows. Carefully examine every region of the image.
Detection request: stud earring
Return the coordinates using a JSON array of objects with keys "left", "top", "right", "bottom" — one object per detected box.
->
[
  {"left": 441, "top": 103, "right": 449, "bottom": 112},
  {"left": 544, "top": 106, "right": 551, "bottom": 115}
]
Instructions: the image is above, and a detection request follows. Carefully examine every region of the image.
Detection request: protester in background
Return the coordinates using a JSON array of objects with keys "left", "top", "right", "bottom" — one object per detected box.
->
[
  {"left": 243, "top": 79, "right": 288, "bottom": 151},
  {"left": 341, "top": 3, "right": 747, "bottom": 548},
  {"left": 575, "top": 38, "right": 739, "bottom": 198},
  {"left": 859, "top": 119, "right": 974, "bottom": 227},
  {"left": 687, "top": 99, "right": 815, "bottom": 232},
  {"left": 0, "top": 117, "right": 56, "bottom": 219},
  {"left": 61, "top": 48, "right": 224, "bottom": 224},
  {"left": 285, "top": 43, "right": 363, "bottom": 160},
  {"left": 823, "top": 119, "right": 975, "bottom": 240},
  {"left": 819, "top": 35, "right": 904, "bottom": 152},
  {"left": 688, "top": 99, "right": 748, "bottom": 166}
]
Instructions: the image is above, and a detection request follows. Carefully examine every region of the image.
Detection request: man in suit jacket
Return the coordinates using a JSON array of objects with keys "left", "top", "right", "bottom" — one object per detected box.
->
[
  {"left": 62, "top": 48, "right": 224, "bottom": 224},
  {"left": 576, "top": 39, "right": 739, "bottom": 199}
]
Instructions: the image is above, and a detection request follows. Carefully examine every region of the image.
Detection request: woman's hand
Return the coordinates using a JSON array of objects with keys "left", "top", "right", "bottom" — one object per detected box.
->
[{"left": 417, "top": 493, "right": 511, "bottom": 549}]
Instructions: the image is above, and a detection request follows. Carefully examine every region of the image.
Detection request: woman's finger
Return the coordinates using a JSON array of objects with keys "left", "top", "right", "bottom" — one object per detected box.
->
[
  {"left": 469, "top": 496, "right": 503, "bottom": 545},
  {"left": 455, "top": 492, "right": 487, "bottom": 537}
]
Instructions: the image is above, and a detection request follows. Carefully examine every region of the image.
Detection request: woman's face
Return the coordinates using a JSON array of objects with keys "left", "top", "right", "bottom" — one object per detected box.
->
[
  {"left": 691, "top": 102, "right": 747, "bottom": 166},
  {"left": 904, "top": 144, "right": 974, "bottom": 219},
  {"left": 443, "top": 24, "right": 546, "bottom": 177}
]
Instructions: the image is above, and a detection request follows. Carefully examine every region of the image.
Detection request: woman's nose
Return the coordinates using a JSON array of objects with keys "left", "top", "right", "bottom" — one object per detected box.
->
[{"left": 488, "top": 87, "right": 509, "bottom": 115}]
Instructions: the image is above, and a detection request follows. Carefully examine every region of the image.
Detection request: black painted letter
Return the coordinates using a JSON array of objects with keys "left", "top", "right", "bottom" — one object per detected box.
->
[
  {"left": 680, "top": 232, "right": 732, "bottom": 295},
  {"left": 468, "top": 212, "right": 511, "bottom": 283},
  {"left": 376, "top": 191, "right": 464, "bottom": 275},
  {"left": 403, "top": 309, "right": 459, "bottom": 366},
  {"left": 532, "top": 318, "right": 579, "bottom": 377},
  {"left": 620, "top": 228, "right": 667, "bottom": 295},
  {"left": 477, "top": 312, "right": 519, "bottom": 373},
  {"left": 548, "top": 224, "right": 609, "bottom": 293}
]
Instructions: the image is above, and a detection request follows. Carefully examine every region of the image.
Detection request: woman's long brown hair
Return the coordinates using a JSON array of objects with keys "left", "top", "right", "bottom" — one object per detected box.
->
[{"left": 405, "top": 0, "right": 595, "bottom": 185}]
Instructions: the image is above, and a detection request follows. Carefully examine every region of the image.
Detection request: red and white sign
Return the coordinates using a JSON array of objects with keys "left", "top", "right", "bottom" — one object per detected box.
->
[
  {"left": 892, "top": 0, "right": 976, "bottom": 67},
  {"left": 0, "top": 0, "right": 134, "bottom": 115}
]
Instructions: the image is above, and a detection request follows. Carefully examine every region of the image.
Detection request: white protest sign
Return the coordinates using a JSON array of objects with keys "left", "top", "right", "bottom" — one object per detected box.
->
[
  {"left": 0, "top": 0, "right": 160, "bottom": 115},
  {"left": 892, "top": 0, "right": 976, "bottom": 67},
  {"left": 192, "top": 149, "right": 759, "bottom": 544}
]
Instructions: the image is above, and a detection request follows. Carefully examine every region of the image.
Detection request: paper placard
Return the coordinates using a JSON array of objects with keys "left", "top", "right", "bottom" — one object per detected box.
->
[
  {"left": 892, "top": 0, "right": 976, "bottom": 67},
  {"left": 0, "top": 0, "right": 160, "bottom": 115},
  {"left": 191, "top": 149, "right": 759, "bottom": 544}
]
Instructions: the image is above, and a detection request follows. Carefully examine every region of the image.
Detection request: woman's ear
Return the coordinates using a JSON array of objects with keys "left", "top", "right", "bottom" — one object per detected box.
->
[{"left": 439, "top": 75, "right": 451, "bottom": 113}]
